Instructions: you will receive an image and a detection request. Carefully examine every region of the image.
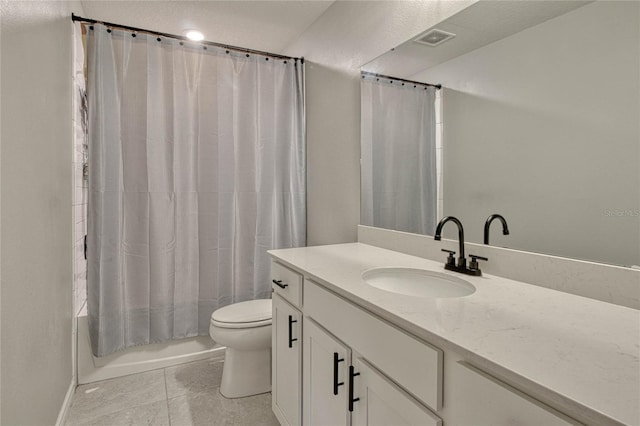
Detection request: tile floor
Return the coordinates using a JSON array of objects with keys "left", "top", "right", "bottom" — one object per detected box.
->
[{"left": 64, "top": 358, "right": 280, "bottom": 426}]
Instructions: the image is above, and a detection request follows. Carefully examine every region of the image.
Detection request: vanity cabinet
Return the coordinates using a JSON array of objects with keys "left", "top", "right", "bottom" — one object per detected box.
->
[
  {"left": 304, "top": 279, "right": 443, "bottom": 412},
  {"left": 271, "top": 263, "right": 303, "bottom": 426},
  {"left": 302, "top": 279, "right": 443, "bottom": 426},
  {"left": 302, "top": 314, "right": 441, "bottom": 426},
  {"left": 447, "top": 361, "right": 577, "bottom": 426},
  {"left": 352, "top": 358, "right": 441, "bottom": 426},
  {"left": 270, "top": 258, "right": 582, "bottom": 426}
]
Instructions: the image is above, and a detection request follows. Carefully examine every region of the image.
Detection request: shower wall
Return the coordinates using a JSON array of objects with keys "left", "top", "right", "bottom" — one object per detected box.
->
[{"left": 72, "top": 22, "right": 87, "bottom": 316}]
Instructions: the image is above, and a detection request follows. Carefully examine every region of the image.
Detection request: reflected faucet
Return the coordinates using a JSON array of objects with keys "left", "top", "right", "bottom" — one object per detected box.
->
[
  {"left": 435, "top": 216, "right": 488, "bottom": 276},
  {"left": 484, "top": 214, "right": 510, "bottom": 245}
]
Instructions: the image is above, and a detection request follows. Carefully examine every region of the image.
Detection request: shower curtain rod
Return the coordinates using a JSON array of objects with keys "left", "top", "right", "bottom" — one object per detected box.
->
[
  {"left": 71, "top": 13, "right": 303, "bottom": 62},
  {"left": 361, "top": 71, "right": 441, "bottom": 90}
]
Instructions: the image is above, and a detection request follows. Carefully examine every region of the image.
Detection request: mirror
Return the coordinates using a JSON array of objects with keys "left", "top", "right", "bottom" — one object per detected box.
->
[{"left": 361, "top": 1, "right": 639, "bottom": 267}]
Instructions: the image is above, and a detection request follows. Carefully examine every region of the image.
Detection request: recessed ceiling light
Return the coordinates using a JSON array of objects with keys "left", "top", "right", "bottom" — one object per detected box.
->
[{"left": 183, "top": 30, "right": 204, "bottom": 41}]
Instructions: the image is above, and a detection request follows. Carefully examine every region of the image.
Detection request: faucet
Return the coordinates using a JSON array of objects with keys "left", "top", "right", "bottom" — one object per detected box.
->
[
  {"left": 435, "top": 216, "right": 488, "bottom": 276},
  {"left": 434, "top": 216, "right": 466, "bottom": 268},
  {"left": 484, "top": 214, "right": 510, "bottom": 245}
]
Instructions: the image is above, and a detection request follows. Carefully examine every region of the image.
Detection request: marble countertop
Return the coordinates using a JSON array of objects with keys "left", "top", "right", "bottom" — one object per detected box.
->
[{"left": 268, "top": 243, "right": 639, "bottom": 426}]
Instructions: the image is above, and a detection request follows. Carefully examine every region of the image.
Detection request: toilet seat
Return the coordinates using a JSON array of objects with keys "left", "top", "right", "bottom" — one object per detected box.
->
[{"left": 210, "top": 299, "right": 272, "bottom": 329}]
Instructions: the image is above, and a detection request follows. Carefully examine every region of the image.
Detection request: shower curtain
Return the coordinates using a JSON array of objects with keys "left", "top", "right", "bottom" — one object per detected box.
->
[
  {"left": 86, "top": 24, "right": 305, "bottom": 357},
  {"left": 361, "top": 74, "right": 437, "bottom": 235}
]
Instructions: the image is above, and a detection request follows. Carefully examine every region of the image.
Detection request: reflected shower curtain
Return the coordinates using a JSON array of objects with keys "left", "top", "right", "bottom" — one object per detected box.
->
[
  {"left": 86, "top": 24, "right": 305, "bottom": 357},
  {"left": 361, "top": 74, "right": 437, "bottom": 235}
]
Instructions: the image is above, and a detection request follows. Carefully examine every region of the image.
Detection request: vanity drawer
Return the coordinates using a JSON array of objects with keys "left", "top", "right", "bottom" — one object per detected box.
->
[
  {"left": 271, "top": 262, "right": 303, "bottom": 308},
  {"left": 304, "top": 280, "right": 443, "bottom": 412},
  {"left": 450, "top": 362, "right": 580, "bottom": 425}
]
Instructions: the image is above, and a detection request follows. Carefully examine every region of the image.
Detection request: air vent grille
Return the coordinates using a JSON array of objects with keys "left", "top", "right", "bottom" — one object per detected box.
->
[{"left": 414, "top": 29, "right": 456, "bottom": 47}]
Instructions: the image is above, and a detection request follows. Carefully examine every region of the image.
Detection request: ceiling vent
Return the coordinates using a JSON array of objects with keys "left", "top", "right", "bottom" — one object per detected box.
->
[{"left": 413, "top": 29, "right": 456, "bottom": 47}]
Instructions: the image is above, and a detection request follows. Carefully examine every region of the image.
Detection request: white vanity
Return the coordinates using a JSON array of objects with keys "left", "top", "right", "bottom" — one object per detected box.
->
[{"left": 269, "top": 243, "right": 639, "bottom": 426}]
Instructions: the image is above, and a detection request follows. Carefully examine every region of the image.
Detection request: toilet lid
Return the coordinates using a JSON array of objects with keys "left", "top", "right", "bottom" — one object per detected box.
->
[{"left": 211, "top": 299, "right": 272, "bottom": 328}]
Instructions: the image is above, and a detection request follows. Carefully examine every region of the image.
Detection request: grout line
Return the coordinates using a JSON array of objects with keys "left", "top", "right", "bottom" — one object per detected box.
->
[{"left": 163, "top": 367, "right": 172, "bottom": 426}]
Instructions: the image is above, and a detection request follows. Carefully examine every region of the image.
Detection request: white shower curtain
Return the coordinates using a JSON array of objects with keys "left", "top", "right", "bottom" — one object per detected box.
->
[
  {"left": 86, "top": 24, "right": 305, "bottom": 357},
  {"left": 361, "top": 74, "right": 437, "bottom": 235}
]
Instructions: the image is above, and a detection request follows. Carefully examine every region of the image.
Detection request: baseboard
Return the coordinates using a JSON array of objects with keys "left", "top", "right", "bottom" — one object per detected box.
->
[{"left": 55, "top": 380, "right": 76, "bottom": 426}]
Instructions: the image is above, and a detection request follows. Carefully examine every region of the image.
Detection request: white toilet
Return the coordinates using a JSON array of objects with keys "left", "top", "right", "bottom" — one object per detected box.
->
[{"left": 209, "top": 299, "right": 272, "bottom": 398}]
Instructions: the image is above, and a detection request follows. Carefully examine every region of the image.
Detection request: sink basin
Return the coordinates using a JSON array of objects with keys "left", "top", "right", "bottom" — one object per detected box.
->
[{"left": 361, "top": 267, "right": 476, "bottom": 298}]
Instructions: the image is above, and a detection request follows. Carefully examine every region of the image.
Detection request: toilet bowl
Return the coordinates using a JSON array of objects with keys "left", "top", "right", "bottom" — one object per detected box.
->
[{"left": 209, "top": 299, "right": 272, "bottom": 398}]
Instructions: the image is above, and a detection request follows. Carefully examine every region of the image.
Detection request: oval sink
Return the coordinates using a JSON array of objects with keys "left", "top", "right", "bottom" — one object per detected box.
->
[{"left": 361, "top": 267, "right": 476, "bottom": 299}]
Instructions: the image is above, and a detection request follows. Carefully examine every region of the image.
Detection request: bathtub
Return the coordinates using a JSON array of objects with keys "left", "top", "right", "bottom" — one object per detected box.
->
[{"left": 77, "top": 305, "right": 224, "bottom": 384}]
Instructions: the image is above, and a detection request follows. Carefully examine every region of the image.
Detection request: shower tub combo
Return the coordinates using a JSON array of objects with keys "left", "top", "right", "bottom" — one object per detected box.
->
[{"left": 76, "top": 304, "right": 223, "bottom": 384}]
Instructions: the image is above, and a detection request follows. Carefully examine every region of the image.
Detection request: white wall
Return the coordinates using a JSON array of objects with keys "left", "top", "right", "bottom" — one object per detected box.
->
[
  {"left": 415, "top": 1, "right": 639, "bottom": 266},
  {"left": 1, "top": 1, "right": 82, "bottom": 423},
  {"left": 72, "top": 22, "right": 87, "bottom": 317},
  {"left": 284, "top": 0, "right": 476, "bottom": 246}
]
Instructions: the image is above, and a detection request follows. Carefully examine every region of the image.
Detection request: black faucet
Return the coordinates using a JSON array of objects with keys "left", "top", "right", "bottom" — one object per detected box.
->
[
  {"left": 435, "top": 216, "right": 488, "bottom": 276},
  {"left": 434, "top": 216, "right": 466, "bottom": 268},
  {"left": 484, "top": 214, "right": 510, "bottom": 245}
]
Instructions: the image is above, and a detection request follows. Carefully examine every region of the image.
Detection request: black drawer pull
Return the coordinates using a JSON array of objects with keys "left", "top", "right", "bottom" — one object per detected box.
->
[
  {"left": 333, "top": 352, "right": 345, "bottom": 395},
  {"left": 272, "top": 279, "right": 288, "bottom": 289},
  {"left": 288, "top": 315, "right": 298, "bottom": 348},
  {"left": 348, "top": 365, "right": 360, "bottom": 412}
]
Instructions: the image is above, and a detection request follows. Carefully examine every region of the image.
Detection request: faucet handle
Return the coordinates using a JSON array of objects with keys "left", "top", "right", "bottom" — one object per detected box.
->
[
  {"left": 469, "top": 254, "right": 488, "bottom": 272},
  {"left": 441, "top": 249, "right": 456, "bottom": 266}
]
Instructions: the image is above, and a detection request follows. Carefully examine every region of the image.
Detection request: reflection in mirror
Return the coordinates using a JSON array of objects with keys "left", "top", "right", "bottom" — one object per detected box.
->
[
  {"left": 361, "top": 1, "right": 639, "bottom": 267},
  {"left": 360, "top": 72, "right": 440, "bottom": 235}
]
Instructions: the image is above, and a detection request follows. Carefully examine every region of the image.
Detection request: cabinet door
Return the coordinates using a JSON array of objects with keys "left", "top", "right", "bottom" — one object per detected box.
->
[
  {"left": 351, "top": 358, "right": 442, "bottom": 426},
  {"left": 305, "top": 280, "right": 443, "bottom": 411},
  {"left": 272, "top": 294, "right": 302, "bottom": 426},
  {"left": 303, "top": 319, "right": 351, "bottom": 426},
  {"left": 449, "top": 362, "right": 579, "bottom": 426}
]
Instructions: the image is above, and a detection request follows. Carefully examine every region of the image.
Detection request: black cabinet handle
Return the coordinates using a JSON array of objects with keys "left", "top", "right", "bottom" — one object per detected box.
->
[
  {"left": 348, "top": 365, "right": 360, "bottom": 412},
  {"left": 272, "top": 279, "right": 288, "bottom": 289},
  {"left": 288, "top": 315, "right": 297, "bottom": 348},
  {"left": 333, "top": 352, "right": 345, "bottom": 395}
]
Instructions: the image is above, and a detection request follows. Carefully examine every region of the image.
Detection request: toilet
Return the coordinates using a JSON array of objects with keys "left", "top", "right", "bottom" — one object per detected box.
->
[{"left": 209, "top": 299, "right": 272, "bottom": 398}]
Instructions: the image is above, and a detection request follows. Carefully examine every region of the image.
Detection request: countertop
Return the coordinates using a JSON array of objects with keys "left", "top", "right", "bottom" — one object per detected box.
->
[{"left": 268, "top": 243, "right": 640, "bottom": 426}]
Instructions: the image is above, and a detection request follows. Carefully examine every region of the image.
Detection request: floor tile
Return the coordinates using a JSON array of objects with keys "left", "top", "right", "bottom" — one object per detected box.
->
[
  {"left": 65, "top": 369, "right": 167, "bottom": 423},
  {"left": 165, "top": 358, "right": 224, "bottom": 399},
  {"left": 65, "top": 399, "right": 170, "bottom": 426},
  {"left": 168, "top": 389, "right": 278, "bottom": 426}
]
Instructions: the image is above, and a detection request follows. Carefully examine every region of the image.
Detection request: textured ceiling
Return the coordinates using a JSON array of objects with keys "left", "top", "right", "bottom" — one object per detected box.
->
[{"left": 79, "top": 0, "right": 335, "bottom": 54}]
